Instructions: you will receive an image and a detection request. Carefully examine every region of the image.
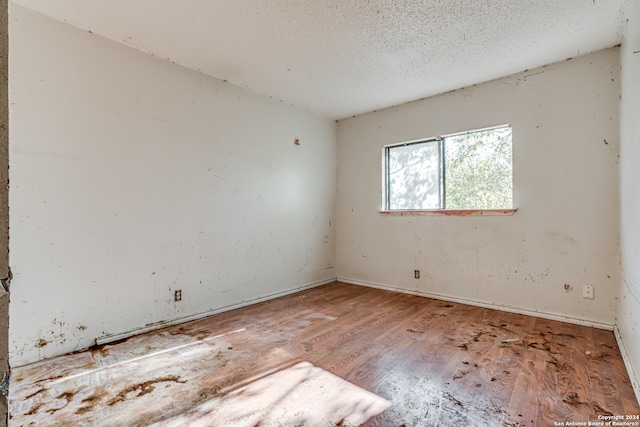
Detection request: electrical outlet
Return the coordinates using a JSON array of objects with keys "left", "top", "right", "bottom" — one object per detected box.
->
[
  {"left": 414, "top": 270, "right": 420, "bottom": 279},
  {"left": 582, "top": 285, "right": 594, "bottom": 299},
  {"left": 174, "top": 289, "right": 182, "bottom": 302}
]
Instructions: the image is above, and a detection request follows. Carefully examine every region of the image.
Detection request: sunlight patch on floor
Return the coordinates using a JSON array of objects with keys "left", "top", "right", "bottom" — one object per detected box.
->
[{"left": 153, "top": 361, "right": 391, "bottom": 427}]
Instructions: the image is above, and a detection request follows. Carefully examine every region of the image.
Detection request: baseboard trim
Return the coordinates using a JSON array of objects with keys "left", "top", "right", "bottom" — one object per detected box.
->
[
  {"left": 614, "top": 325, "right": 640, "bottom": 404},
  {"left": 96, "top": 277, "right": 337, "bottom": 346},
  {"left": 338, "top": 277, "right": 614, "bottom": 331}
]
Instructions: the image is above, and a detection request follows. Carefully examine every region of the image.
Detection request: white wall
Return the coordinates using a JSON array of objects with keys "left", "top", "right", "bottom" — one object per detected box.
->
[
  {"left": 618, "top": 0, "right": 640, "bottom": 401},
  {"left": 9, "top": 5, "right": 336, "bottom": 366},
  {"left": 337, "top": 48, "right": 620, "bottom": 327}
]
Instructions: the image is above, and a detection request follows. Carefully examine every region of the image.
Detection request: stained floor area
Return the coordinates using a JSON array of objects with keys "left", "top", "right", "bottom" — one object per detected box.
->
[{"left": 9, "top": 282, "right": 640, "bottom": 426}]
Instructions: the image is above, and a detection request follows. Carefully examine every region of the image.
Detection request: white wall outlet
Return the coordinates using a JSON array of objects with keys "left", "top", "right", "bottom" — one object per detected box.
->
[{"left": 582, "top": 285, "right": 594, "bottom": 299}]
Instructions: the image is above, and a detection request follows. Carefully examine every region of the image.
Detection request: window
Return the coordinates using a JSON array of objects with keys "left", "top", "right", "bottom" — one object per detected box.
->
[{"left": 384, "top": 125, "right": 512, "bottom": 211}]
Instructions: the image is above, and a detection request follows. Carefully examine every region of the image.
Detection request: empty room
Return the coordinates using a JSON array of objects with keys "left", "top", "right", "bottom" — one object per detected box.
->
[{"left": 2, "top": 0, "right": 640, "bottom": 426}]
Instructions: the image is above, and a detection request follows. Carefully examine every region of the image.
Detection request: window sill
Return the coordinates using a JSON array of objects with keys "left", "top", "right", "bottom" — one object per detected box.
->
[{"left": 379, "top": 209, "right": 517, "bottom": 217}]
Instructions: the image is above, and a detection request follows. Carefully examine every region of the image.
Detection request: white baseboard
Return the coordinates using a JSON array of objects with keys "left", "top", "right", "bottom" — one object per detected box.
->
[
  {"left": 614, "top": 325, "right": 640, "bottom": 405},
  {"left": 96, "top": 277, "right": 337, "bottom": 346},
  {"left": 338, "top": 277, "right": 614, "bottom": 331}
]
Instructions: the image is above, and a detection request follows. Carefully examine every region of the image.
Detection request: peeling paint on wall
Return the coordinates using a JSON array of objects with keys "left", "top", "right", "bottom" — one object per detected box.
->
[
  {"left": 0, "top": 0, "right": 9, "bottom": 424},
  {"left": 618, "top": 0, "right": 640, "bottom": 403}
]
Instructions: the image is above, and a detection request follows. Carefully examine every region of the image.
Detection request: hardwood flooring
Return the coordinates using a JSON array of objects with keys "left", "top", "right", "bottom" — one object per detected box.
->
[{"left": 10, "top": 282, "right": 640, "bottom": 426}]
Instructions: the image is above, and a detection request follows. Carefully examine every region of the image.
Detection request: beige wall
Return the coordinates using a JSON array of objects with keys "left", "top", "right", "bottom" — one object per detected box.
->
[
  {"left": 8, "top": 5, "right": 337, "bottom": 367},
  {"left": 618, "top": 0, "right": 640, "bottom": 402},
  {"left": 337, "top": 48, "right": 621, "bottom": 328},
  {"left": 0, "top": 0, "right": 8, "bottom": 424}
]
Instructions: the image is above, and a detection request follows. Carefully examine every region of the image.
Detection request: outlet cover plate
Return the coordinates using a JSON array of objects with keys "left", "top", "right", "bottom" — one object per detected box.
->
[{"left": 582, "top": 285, "right": 594, "bottom": 299}]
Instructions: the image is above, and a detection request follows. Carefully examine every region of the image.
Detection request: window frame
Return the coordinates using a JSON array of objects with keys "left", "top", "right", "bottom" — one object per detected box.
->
[{"left": 381, "top": 124, "right": 517, "bottom": 216}]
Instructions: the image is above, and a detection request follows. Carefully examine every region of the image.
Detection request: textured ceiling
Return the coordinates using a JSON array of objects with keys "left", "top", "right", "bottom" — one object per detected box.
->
[{"left": 11, "top": 0, "right": 632, "bottom": 120}]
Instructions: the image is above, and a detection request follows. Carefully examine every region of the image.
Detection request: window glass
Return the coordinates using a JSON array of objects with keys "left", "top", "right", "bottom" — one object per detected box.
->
[
  {"left": 387, "top": 140, "right": 441, "bottom": 210},
  {"left": 384, "top": 125, "right": 512, "bottom": 210}
]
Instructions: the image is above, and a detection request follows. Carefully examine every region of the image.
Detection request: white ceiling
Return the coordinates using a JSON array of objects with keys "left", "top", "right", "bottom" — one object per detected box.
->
[{"left": 11, "top": 0, "right": 632, "bottom": 120}]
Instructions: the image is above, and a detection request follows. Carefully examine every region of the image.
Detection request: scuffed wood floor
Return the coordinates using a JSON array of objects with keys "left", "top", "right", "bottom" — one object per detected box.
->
[{"left": 10, "top": 282, "right": 640, "bottom": 426}]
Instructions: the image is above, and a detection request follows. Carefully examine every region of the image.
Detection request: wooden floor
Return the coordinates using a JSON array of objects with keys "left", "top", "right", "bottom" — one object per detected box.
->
[{"left": 10, "top": 282, "right": 640, "bottom": 426}]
